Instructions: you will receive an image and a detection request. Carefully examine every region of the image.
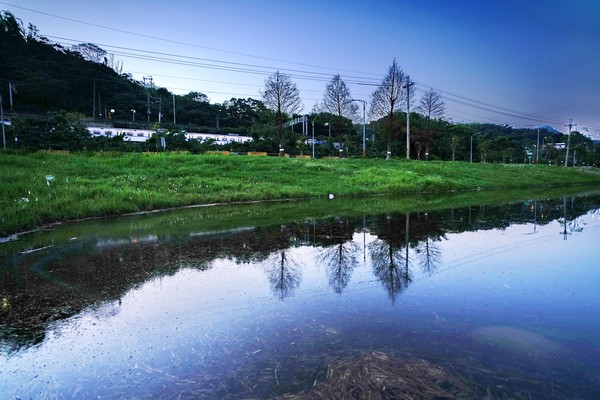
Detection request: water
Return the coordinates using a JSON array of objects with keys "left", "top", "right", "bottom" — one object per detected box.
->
[{"left": 1, "top": 191, "right": 599, "bottom": 399}]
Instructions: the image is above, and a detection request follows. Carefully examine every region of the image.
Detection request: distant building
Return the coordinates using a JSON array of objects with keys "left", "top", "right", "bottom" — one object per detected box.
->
[{"left": 87, "top": 126, "right": 252, "bottom": 145}]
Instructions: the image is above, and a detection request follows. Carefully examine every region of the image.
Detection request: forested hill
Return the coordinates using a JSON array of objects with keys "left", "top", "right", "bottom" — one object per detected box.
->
[{"left": 0, "top": 11, "right": 147, "bottom": 117}]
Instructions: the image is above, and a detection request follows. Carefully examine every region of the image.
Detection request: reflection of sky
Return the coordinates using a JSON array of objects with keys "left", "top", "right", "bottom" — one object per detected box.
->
[{"left": 2, "top": 209, "right": 600, "bottom": 398}]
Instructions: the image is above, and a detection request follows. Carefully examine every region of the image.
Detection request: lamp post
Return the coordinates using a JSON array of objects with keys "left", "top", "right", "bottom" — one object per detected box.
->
[
  {"left": 352, "top": 99, "right": 367, "bottom": 157},
  {"left": 536, "top": 127, "right": 540, "bottom": 164},
  {"left": 311, "top": 119, "right": 315, "bottom": 159},
  {"left": 131, "top": 109, "right": 136, "bottom": 122}
]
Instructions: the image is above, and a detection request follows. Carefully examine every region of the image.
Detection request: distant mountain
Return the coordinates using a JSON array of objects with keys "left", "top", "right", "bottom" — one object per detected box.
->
[{"left": 536, "top": 125, "right": 562, "bottom": 134}]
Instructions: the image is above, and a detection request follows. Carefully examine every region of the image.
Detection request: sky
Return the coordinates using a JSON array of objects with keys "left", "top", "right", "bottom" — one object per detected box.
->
[{"left": 2, "top": 0, "right": 600, "bottom": 137}]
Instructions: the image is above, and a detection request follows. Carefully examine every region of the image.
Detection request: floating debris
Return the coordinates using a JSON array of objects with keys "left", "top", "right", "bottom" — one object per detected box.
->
[
  {"left": 18, "top": 244, "right": 55, "bottom": 255},
  {"left": 278, "top": 351, "right": 467, "bottom": 399}
]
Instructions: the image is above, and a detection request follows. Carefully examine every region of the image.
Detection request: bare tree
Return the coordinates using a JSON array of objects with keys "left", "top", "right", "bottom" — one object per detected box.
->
[
  {"left": 71, "top": 42, "right": 107, "bottom": 63},
  {"left": 419, "top": 88, "right": 445, "bottom": 122},
  {"left": 106, "top": 54, "right": 124, "bottom": 75},
  {"left": 369, "top": 239, "right": 412, "bottom": 303},
  {"left": 415, "top": 238, "right": 442, "bottom": 275},
  {"left": 260, "top": 71, "right": 302, "bottom": 156},
  {"left": 265, "top": 251, "right": 302, "bottom": 301},
  {"left": 417, "top": 88, "right": 445, "bottom": 159},
  {"left": 318, "top": 241, "right": 359, "bottom": 294},
  {"left": 369, "top": 59, "right": 406, "bottom": 159},
  {"left": 322, "top": 74, "right": 358, "bottom": 152}
]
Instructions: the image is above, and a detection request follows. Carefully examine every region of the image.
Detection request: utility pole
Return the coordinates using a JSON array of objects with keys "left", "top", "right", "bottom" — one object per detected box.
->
[
  {"left": 9, "top": 82, "right": 15, "bottom": 111},
  {"left": 403, "top": 76, "right": 415, "bottom": 160},
  {"left": 146, "top": 92, "right": 151, "bottom": 123},
  {"left": 352, "top": 99, "right": 367, "bottom": 157},
  {"left": 172, "top": 94, "right": 176, "bottom": 124},
  {"left": 158, "top": 97, "right": 162, "bottom": 123},
  {"left": 564, "top": 118, "right": 576, "bottom": 167},
  {"left": 1, "top": 95, "right": 6, "bottom": 150},
  {"left": 92, "top": 81, "right": 96, "bottom": 118}
]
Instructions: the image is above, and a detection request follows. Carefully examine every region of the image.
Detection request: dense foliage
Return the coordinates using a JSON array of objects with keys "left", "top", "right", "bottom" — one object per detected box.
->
[{"left": 1, "top": 10, "right": 599, "bottom": 164}]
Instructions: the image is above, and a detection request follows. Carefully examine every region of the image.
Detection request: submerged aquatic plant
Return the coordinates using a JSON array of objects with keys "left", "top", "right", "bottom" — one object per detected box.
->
[{"left": 278, "top": 352, "right": 467, "bottom": 399}]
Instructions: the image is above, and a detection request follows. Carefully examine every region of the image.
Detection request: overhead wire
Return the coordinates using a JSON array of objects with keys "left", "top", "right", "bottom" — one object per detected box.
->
[
  {"left": 0, "top": 2, "right": 383, "bottom": 78},
  {"left": 4, "top": 2, "right": 597, "bottom": 131}
]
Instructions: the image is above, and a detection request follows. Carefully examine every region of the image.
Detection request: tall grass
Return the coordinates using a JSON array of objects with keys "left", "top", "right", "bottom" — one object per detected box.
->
[{"left": 2, "top": 152, "right": 600, "bottom": 236}]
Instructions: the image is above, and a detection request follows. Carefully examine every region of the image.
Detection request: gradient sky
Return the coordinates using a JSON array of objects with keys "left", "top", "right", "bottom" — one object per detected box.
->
[{"left": 2, "top": 0, "right": 599, "bottom": 137}]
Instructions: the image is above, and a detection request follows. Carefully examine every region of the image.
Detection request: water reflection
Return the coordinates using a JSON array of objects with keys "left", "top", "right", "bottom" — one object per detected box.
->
[
  {"left": 316, "top": 218, "right": 359, "bottom": 294},
  {"left": 1, "top": 193, "right": 596, "bottom": 355},
  {"left": 265, "top": 250, "right": 302, "bottom": 300}
]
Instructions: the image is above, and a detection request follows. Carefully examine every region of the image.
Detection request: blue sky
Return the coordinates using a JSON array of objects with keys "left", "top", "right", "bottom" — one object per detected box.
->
[{"left": 2, "top": 0, "right": 599, "bottom": 137}]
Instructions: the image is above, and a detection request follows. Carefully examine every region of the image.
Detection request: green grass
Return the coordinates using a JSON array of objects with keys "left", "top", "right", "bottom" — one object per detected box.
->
[{"left": 2, "top": 152, "right": 600, "bottom": 236}]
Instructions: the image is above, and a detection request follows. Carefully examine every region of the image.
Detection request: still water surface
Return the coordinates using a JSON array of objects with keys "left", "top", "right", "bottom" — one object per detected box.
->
[{"left": 1, "top": 192, "right": 599, "bottom": 399}]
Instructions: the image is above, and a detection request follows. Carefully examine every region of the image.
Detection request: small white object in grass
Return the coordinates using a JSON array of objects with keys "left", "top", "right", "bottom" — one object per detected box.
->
[{"left": 328, "top": 194, "right": 334, "bottom": 200}]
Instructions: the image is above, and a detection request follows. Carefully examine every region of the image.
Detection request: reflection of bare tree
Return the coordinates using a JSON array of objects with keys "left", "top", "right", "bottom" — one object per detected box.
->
[
  {"left": 318, "top": 241, "right": 360, "bottom": 293},
  {"left": 369, "top": 239, "right": 412, "bottom": 303},
  {"left": 415, "top": 238, "right": 441, "bottom": 275},
  {"left": 368, "top": 213, "right": 414, "bottom": 302},
  {"left": 265, "top": 251, "right": 302, "bottom": 301}
]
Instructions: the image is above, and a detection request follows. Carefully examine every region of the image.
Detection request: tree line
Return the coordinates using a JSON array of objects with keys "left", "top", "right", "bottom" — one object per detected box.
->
[{"left": 1, "top": 10, "right": 598, "bottom": 165}]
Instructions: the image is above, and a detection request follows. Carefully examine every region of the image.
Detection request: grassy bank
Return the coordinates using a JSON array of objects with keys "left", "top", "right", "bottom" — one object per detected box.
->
[{"left": 2, "top": 151, "right": 600, "bottom": 236}]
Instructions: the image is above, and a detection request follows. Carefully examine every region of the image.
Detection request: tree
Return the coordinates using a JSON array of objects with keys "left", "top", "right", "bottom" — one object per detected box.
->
[
  {"left": 0, "top": 11, "right": 24, "bottom": 39},
  {"left": 46, "top": 111, "right": 91, "bottom": 151},
  {"left": 260, "top": 71, "right": 302, "bottom": 156},
  {"left": 419, "top": 88, "right": 445, "bottom": 122},
  {"left": 322, "top": 74, "right": 358, "bottom": 152},
  {"left": 223, "top": 97, "right": 265, "bottom": 128},
  {"left": 450, "top": 135, "right": 462, "bottom": 162},
  {"left": 369, "top": 59, "right": 406, "bottom": 159},
  {"left": 185, "top": 91, "right": 209, "bottom": 103},
  {"left": 418, "top": 89, "right": 445, "bottom": 159},
  {"left": 71, "top": 42, "right": 108, "bottom": 63}
]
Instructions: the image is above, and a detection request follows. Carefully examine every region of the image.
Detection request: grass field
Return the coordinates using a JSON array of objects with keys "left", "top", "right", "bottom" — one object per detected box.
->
[{"left": 2, "top": 151, "right": 600, "bottom": 236}]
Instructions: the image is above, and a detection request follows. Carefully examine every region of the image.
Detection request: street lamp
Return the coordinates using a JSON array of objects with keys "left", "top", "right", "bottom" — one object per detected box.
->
[
  {"left": 352, "top": 99, "right": 367, "bottom": 157},
  {"left": 311, "top": 119, "right": 315, "bottom": 159},
  {"left": 131, "top": 109, "right": 136, "bottom": 122}
]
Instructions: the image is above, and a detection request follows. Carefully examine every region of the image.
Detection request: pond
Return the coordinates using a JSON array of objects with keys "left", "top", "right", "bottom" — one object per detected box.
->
[{"left": 1, "top": 189, "right": 600, "bottom": 399}]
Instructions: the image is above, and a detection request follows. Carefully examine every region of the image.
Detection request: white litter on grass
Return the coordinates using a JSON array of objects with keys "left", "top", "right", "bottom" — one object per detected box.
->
[{"left": 45, "top": 175, "right": 55, "bottom": 185}]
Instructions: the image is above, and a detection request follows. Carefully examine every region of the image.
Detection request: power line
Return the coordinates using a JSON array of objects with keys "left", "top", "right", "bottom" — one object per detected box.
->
[
  {"left": 412, "top": 81, "right": 566, "bottom": 125},
  {"left": 5, "top": 3, "right": 597, "bottom": 131},
  {"left": 0, "top": 2, "right": 382, "bottom": 78}
]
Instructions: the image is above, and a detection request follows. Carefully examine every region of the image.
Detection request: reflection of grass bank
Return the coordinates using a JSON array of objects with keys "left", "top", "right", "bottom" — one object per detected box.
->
[{"left": 2, "top": 151, "right": 600, "bottom": 235}]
